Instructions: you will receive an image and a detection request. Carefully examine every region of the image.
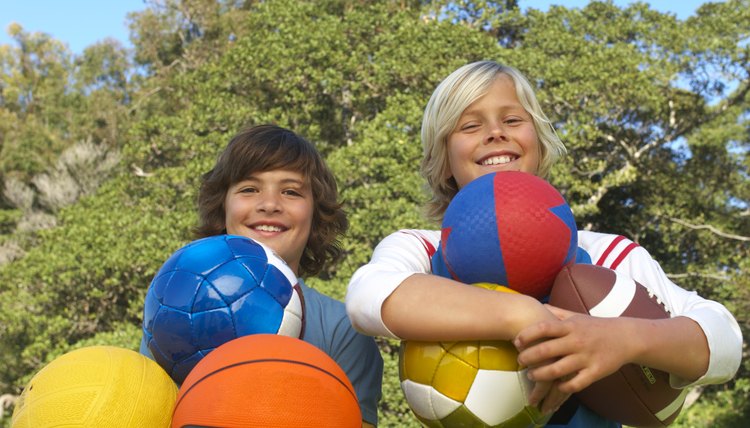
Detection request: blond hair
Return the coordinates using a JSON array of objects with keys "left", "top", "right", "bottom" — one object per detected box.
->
[{"left": 420, "top": 61, "right": 566, "bottom": 221}]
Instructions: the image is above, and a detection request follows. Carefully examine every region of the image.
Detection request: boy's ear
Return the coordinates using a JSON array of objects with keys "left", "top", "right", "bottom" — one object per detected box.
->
[
  {"left": 447, "top": 176, "right": 458, "bottom": 191},
  {"left": 441, "top": 160, "right": 454, "bottom": 181}
]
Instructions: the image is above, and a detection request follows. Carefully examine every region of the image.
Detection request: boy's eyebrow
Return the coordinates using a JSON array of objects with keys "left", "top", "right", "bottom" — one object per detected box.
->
[
  {"left": 239, "top": 176, "right": 309, "bottom": 186},
  {"left": 461, "top": 103, "right": 527, "bottom": 117},
  {"left": 279, "top": 178, "right": 308, "bottom": 186}
]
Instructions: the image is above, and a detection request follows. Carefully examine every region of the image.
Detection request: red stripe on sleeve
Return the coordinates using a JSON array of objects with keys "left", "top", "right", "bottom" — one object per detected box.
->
[
  {"left": 399, "top": 231, "right": 437, "bottom": 258},
  {"left": 595, "top": 235, "right": 626, "bottom": 267},
  {"left": 609, "top": 242, "right": 639, "bottom": 270}
]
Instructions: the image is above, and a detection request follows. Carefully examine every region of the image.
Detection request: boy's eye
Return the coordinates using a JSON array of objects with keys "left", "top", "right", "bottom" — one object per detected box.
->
[
  {"left": 239, "top": 187, "right": 258, "bottom": 193},
  {"left": 282, "top": 189, "right": 302, "bottom": 197}
]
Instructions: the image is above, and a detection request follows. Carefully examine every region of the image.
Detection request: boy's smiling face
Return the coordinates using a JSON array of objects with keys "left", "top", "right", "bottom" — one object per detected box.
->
[
  {"left": 446, "top": 75, "right": 541, "bottom": 188},
  {"left": 224, "top": 169, "right": 313, "bottom": 275}
]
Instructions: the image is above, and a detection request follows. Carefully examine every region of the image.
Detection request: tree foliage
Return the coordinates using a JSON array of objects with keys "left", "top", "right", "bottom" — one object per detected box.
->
[{"left": 1, "top": 0, "right": 748, "bottom": 426}]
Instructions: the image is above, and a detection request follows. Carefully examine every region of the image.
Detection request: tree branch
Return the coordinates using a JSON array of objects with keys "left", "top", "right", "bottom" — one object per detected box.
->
[
  {"left": 670, "top": 217, "right": 750, "bottom": 242},
  {"left": 684, "top": 385, "right": 705, "bottom": 409},
  {"left": 128, "top": 86, "right": 162, "bottom": 114},
  {"left": 0, "top": 394, "right": 18, "bottom": 415},
  {"left": 667, "top": 272, "right": 730, "bottom": 281}
]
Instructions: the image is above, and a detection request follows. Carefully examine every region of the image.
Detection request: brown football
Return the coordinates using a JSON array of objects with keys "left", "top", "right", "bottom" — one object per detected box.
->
[{"left": 549, "top": 263, "right": 688, "bottom": 427}]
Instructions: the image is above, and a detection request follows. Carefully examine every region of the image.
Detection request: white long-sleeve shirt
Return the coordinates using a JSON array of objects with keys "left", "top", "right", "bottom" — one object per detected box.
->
[{"left": 346, "top": 229, "right": 742, "bottom": 388}]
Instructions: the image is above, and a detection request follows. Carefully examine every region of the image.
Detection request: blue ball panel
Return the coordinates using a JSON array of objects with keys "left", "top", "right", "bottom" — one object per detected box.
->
[
  {"left": 231, "top": 288, "right": 283, "bottom": 336},
  {"left": 237, "top": 254, "right": 269, "bottom": 285},
  {"left": 225, "top": 235, "right": 267, "bottom": 259},
  {"left": 174, "top": 236, "right": 235, "bottom": 275},
  {"left": 148, "top": 338, "right": 175, "bottom": 376},
  {"left": 153, "top": 248, "right": 184, "bottom": 279},
  {"left": 550, "top": 203, "right": 579, "bottom": 265},
  {"left": 152, "top": 306, "right": 195, "bottom": 362},
  {"left": 430, "top": 245, "right": 451, "bottom": 278},
  {"left": 192, "top": 280, "right": 229, "bottom": 312},
  {"left": 150, "top": 270, "right": 175, "bottom": 302},
  {"left": 206, "top": 260, "right": 259, "bottom": 302},
  {"left": 260, "top": 264, "right": 293, "bottom": 306},
  {"left": 192, "top": 308, "right": 236, "bottom": 350},
  {"left": 442, "top": 175, "right": 507, "bottom": 284},
  {"left": 161, "top": 271, "right": 205, "bottom": 311},
  {"left": 142, "top": 287, "right": 162, "bottom": 330},
  {"left": 172, "top": 351, "right": 208, "bottom": 385}
]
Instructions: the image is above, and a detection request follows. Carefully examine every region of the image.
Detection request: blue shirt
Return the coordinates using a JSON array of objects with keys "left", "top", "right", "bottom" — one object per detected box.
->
[
  {"left": 296, "top": 279, "right": 383, "bottom": 425},
  {"left": 546, "top": 401, "right": 621, "bottom": 427}
]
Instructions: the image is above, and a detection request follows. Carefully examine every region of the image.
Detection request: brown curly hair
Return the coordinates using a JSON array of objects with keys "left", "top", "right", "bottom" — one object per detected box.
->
[{"left": 196, "top": 124, "right": 348, "bottom": 277}]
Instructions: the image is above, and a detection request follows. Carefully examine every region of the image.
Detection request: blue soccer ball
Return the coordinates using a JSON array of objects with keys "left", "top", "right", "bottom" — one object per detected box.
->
[{"left": 142, "top": 235, "right": 304, "bottom": 384}]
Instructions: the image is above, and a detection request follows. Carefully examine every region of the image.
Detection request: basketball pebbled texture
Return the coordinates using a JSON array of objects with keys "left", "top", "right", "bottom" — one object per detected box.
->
[
  {"left": 549, "top": 264, "right": 688, "bottom": 427},
  {"left": 171, "top": 334, "right": 361, "bottom": 428}
]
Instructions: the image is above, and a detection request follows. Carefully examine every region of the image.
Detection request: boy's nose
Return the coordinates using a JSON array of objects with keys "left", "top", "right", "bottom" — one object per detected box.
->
[
  {"left": 485, "top": 124, "right": 507, "bottom": 143},
  {"left": 257, "top": 194, "right": 282, "bottom": 212}
]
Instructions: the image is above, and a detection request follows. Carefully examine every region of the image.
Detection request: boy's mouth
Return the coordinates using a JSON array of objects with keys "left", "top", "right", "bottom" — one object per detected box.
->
[
  {"left": 479, "top": 154, "right": 518, "bottom": 166},
  {"left": 251, "top": 224, "right": 287, "bottom": 233}
]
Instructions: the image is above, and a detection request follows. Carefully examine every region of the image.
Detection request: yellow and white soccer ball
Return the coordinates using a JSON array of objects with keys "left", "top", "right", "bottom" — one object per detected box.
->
[{"left": 398, "top": 284, "right": 550, "bottom": 428}]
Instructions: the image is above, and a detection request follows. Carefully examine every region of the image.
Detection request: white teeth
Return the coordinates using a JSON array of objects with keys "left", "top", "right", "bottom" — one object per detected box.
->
[
  {"left": 254, "top": 225, "right": 283, "bottom": 232},
  {"left": 481, "top": 155, "right": 514, "bottom": 165}
]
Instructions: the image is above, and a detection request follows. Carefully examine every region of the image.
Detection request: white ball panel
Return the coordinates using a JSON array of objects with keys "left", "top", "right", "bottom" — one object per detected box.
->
[
  {"left": 259, "top": 243, "right": 298, "bottom": 284},
  {"left": 590, "top": 274, "right": 636, "bottom": 317},
  {"left": 277, "top": 287, "right": 303, "bottom": 337},
  {"left": 464, "top": 369, "right": 531, "bottom": 425},
  {"left": 655, "top": 387, "right": 689, "bottom": 422},
  {"left": 401, "top": 379, "right": 461, "bottom": 420}
]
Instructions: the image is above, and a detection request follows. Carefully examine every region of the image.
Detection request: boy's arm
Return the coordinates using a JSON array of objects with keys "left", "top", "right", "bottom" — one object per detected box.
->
[
  {"left": 382, "top": 273, "right": 557, "bottom": 341},
  {"left": 347, "top": 230, "right": 570, "bottom": 414},
  {"left": 514, "top": 309, "right": 710, "bottom": 393},
  {"left": 347, "top": 230, "right": 559, "bottom": 341},
  {"left": 515, "top": 233, "right": 742, "bottom": 391}
]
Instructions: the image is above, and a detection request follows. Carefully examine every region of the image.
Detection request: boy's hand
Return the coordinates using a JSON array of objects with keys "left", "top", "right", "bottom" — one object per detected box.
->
[
  {"left": 514, "top": 305, "right": 636, "bottom": 394},
  {"left": 528, "top": 379, "right": 571, "bottom": 415},
  {"left": 513, "top": 307, "right": 570, "bottom": 415}
]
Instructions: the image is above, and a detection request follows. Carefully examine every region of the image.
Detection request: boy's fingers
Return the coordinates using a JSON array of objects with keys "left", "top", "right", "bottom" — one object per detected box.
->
[
  {"left": 545, "top": 304, "right": 577, "bottom": 320},
  {"left": 514, "top": 320, "right": 565, "bottom": 349}
]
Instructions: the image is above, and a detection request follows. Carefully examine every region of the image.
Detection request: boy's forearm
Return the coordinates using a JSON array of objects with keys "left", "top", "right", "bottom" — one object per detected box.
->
[
  {"left": 382, "top": 273, "right": 556, "bottom": 341},
  {"left": 628, "top": 316, "right": 709, "bottom": 382}
]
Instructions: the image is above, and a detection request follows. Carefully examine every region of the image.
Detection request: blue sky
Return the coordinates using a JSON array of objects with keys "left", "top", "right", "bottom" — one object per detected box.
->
[{"left": 0, "top": 1, "right": 714, "bottom": 55}]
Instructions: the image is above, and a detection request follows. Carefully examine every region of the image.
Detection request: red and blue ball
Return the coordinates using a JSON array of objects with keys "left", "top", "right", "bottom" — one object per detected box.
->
[{"left": 438, "top": 171, "right": 577, "bottom": 299}]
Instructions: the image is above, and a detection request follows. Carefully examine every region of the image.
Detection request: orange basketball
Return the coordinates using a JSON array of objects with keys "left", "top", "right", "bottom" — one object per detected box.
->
[{"left": 171, "top": 334, "right": 361, "bottom": 428}]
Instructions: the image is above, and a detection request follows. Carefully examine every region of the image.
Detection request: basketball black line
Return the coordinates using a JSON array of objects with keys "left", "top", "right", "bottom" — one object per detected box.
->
[
  {"left": 182, "top": 425, "right": 222, "bottom": 428},
  {"left": 173, "top": 357, "right": 358, "bottom": 411}
]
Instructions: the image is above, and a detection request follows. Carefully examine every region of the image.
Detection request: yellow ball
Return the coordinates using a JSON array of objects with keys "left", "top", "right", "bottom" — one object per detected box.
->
[
  {"left": 399, "top": 284, "right": 550, "bottom": 427},
  {"left": 12, "top": 346, "right": 177, "bottom": 428}
]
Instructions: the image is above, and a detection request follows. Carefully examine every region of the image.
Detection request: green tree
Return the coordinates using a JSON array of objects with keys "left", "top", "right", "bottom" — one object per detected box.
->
[
  {"left": 0, "top": 24, "right": 134, "bottom": 258},
  {"left": 0, "top": 1, "right": 747, "bottom": 426}
]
